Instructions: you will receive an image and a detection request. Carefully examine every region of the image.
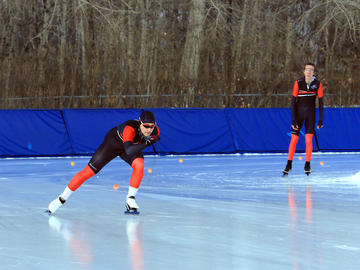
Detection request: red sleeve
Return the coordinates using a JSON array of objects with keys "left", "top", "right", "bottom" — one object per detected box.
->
[
  {"left": 155, "top": 126, "right": 160, "bottom": 136},
  {"left": 292, "top": 81, "right": 299, "bottom": 97},
  {"left": 317, "top": 82, "right": 323, "bottom": 98},
  {"left": 122, "top": 126, "right": 136, "bottom": 142}
]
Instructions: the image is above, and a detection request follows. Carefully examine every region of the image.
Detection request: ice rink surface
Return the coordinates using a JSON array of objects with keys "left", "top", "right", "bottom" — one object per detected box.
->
[{"left": 1, "top": 153, "right": 360, "bottom": 270}]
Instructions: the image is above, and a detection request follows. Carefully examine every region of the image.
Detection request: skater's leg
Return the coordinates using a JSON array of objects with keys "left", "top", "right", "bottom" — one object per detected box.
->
[
  {"left": 304, "top": 133, "right": 313, "bottom": 175},
  {"left": 287, "top": 134, "right": 299, "bottom": 161},
  {"left": 126, "top": 158, "right": 144, "bottom": 212},
  {"left": 47, "top": 165, "right": 96, "bottom": 214},
  {"left": 288, "top": 134, "right": 299, "bottom": 160},
  {"left": 305, "top": 133, "right": 313, "bottom": 162},
  {"left": 303, "top": 111, "right": 316, "bottom": 175},
  {"left": 64, "top": 127, "right": 120, "bottom": 194},
  {"left": 68, "top": 165, "right": 96, "bottom": 191},
  {"left": 129, "top": 158, "right": 144, "bottom": 190},
  {"left": 48, "top": 128, "right": 121, "bottom": 213},
  {"left": 283, "top": 134, "right": 299, "bottom": 175}
]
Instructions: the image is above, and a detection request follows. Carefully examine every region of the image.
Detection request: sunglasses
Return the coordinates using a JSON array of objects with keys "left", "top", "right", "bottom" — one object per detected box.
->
[{"left": 141, "top": 122, "right": 155, "bottom": 129}]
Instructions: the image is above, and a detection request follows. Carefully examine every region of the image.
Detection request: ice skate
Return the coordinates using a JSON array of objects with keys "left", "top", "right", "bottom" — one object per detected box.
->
[
  {"left": 282, "top": 160, "right": 292, "bottom": 176},
  {"left": 304, "top": 162, "right": 311, "bottom": 176},
  {"left": 125, "top": 196, "right": 139, "bottom": 215},
  {"left": 46, "top": 197, "right": 66, "bottom": 214}
]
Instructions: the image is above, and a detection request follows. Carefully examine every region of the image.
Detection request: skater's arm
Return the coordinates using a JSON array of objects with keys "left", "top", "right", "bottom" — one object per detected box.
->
[
  {"left": 317, "top": 82, "right": 324, "bottom": 129},
  {"left": 291, "top": 96, "right": 297, "bottom": 124},
  {"left": 124, "top": 141, "right": 148, "bottom": 155},
  {"left": 122, "top": 125, "right": 160, "bottom": 155},
  {"left": 291, "top": 81, "right": 299, "bottom": 130},
  {"left": 122, "top": 126, "right": 147, "bottom": 155},
  {"left": 123, "top": 136, "right": 160, "bottom": 155}
]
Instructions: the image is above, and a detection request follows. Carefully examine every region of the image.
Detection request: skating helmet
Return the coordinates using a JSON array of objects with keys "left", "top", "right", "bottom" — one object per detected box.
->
[{"left": 140, "top": 110, "right": 155, "bottom": 124}]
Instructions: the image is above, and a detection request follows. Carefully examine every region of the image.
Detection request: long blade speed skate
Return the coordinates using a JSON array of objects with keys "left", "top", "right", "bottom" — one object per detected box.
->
[{"left": 124, "top": 196, "right": 140, "bottom": 215}]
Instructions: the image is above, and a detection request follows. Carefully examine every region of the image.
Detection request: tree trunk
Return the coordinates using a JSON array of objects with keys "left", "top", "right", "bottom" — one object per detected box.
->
[
  {"left": 4, "top": 1, "right": 21, "bottom": 108},
  {"left": 149, "top": 7, "right": 162, "bottom": 105},
  {"left": 38, "top": 0, "right": 52, "bottom": 108},
  {"left": 74, "top": 0, "right": 88, "bottom": 104},
  {"left": 127, "top": 0, "right": 137, "bottom": 95},
  {"left": 179, "top": 0, "right": 205, "bottom": 82},
  {"left": 232, "top": 0, "right": 250, "bottom": 92},
  {"left": 246, "top": 0, "right": 260, "bottom": 94},
  {"left": 284, "top": 3, "right": 293, "bottom": 78},
  {"left": 138, "top": 0, "right": 149, "bottom": 92},
  {"left": 59, "top": 0, "right": 68, "bottom": 108}
]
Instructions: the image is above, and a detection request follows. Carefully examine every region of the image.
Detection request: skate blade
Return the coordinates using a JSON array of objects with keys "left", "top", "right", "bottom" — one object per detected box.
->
[
  {"left": 124, "top": 210, "right": 140, "bottom": 215},
  {"left": 305, "top": 172, "right": 311, "bottom": 176},
  {"left": 44, "top": 210, "right": 52, "bottom": 215}
]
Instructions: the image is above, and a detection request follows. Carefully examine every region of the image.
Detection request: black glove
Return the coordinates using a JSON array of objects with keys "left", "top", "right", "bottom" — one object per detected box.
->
[
  {"left": 291, "top": 120, "right": 299, "bottom": 130},
  {"left": 145, "top": 135, "right": 160, "bottom": 145},
  {"left": 317, "top": 120, "right": 323, "bottom": 129}
]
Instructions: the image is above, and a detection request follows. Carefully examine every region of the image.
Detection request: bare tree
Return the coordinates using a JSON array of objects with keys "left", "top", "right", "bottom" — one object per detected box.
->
[
  {"left": 179, "top": 0, "right": 205, "bottom": 106},
  {"left": 3, "top": 1, "right": 21, "bottom": 107},
  {"left": 58, "top": 0, "right": 68, "bottom": 107},
  {"left": 0, "top": 0, "right": 359, "bottom": 109}
]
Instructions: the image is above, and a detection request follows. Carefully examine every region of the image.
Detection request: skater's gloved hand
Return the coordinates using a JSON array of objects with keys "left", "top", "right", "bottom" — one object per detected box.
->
[
  {"left": 145, "top": 135, "right": 160, "bottom": 145},
  {"left": 317, "top": 120, "right": 323, "bottom": 129},
  {"left": 291, "top": 120, "right": 299, "bottom": 131}
]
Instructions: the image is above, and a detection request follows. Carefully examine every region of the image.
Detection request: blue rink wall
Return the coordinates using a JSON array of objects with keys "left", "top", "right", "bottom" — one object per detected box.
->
[{"left": 0, "top": 108, "right": 359, "bottom": 157}]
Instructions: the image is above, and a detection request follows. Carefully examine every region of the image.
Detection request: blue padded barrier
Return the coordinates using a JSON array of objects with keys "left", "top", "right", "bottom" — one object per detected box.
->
[
  {"left": 150, "top": 108, "right": 236, "bottom": 154},
  {"left": 0, "top": 108, "right": 358, "bottom": 156},
  {"left": 225, "top": 108, "right": 312, "bottom": 152},
  {"left": 316, "top": 108, "right": 360, "bottom": 151},
  {"left": 62, "top": 109, "right": 142, "bottom": 154},
  {"left": 0, "top": 110, "right": 72, "bottom": 156},
  {"left": 63, "top": 108, "right": 236, "bottom": 154}
]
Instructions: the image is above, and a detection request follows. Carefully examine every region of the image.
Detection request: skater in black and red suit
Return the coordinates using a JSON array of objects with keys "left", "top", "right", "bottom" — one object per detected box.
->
[
  {"left": 47, "top": 110, "right": 160, "bottom": 214},
  {"left": 283, "top": 63, "right": 324, "bottom": 175}
]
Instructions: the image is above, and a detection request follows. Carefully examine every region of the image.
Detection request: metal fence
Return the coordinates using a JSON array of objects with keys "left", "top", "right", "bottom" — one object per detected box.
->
[{"left": 0, "top": 92, "right": 344, "bottom": 109}]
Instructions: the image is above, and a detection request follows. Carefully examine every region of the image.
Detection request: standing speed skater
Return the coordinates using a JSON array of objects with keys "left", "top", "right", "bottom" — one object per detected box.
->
[
  {"left": 283, "top": 63, "right": 324, "bottom": 176},
  {"left": 47, "top": 110, "right": 160, "bottom": 215}
]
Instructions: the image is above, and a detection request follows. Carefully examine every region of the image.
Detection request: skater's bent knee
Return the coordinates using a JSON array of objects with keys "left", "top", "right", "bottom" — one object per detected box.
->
[{"left": 131, "top": 158, "right": 144, "bottom": 171}]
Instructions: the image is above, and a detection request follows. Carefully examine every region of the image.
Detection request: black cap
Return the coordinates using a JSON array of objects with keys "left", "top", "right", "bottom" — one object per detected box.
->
[{"left": 140, "top": 110, "right": 155, "bottom": 123}]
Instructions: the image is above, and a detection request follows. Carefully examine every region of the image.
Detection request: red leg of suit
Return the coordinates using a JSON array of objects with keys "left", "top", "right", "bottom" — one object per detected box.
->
[
  {"left": 130, "top": 158, "right": 144, "bottom": 189},
  {"left": 288, "top": 134, "right": 299, "bottom": 161},
  {"left": 305, "top": 134, "right": 313, "bottom": 162},
  {"left": 68, "top": 165, "right": 96, "bottom": 191}
]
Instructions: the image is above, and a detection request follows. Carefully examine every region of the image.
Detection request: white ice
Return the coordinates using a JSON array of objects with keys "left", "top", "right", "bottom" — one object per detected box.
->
[{"left": 0, "top": 153, "right": 360, "bottom": 270}]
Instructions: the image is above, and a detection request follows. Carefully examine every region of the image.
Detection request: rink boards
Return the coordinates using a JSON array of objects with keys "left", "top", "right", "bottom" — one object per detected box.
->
[{"left": 0, "top": 108, "right": 359, "bottom": 156}]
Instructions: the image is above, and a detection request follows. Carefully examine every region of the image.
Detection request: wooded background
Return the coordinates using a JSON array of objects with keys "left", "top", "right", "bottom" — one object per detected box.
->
[{"left": 0, "top": 0, "right": 359, "bottom": 109}]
